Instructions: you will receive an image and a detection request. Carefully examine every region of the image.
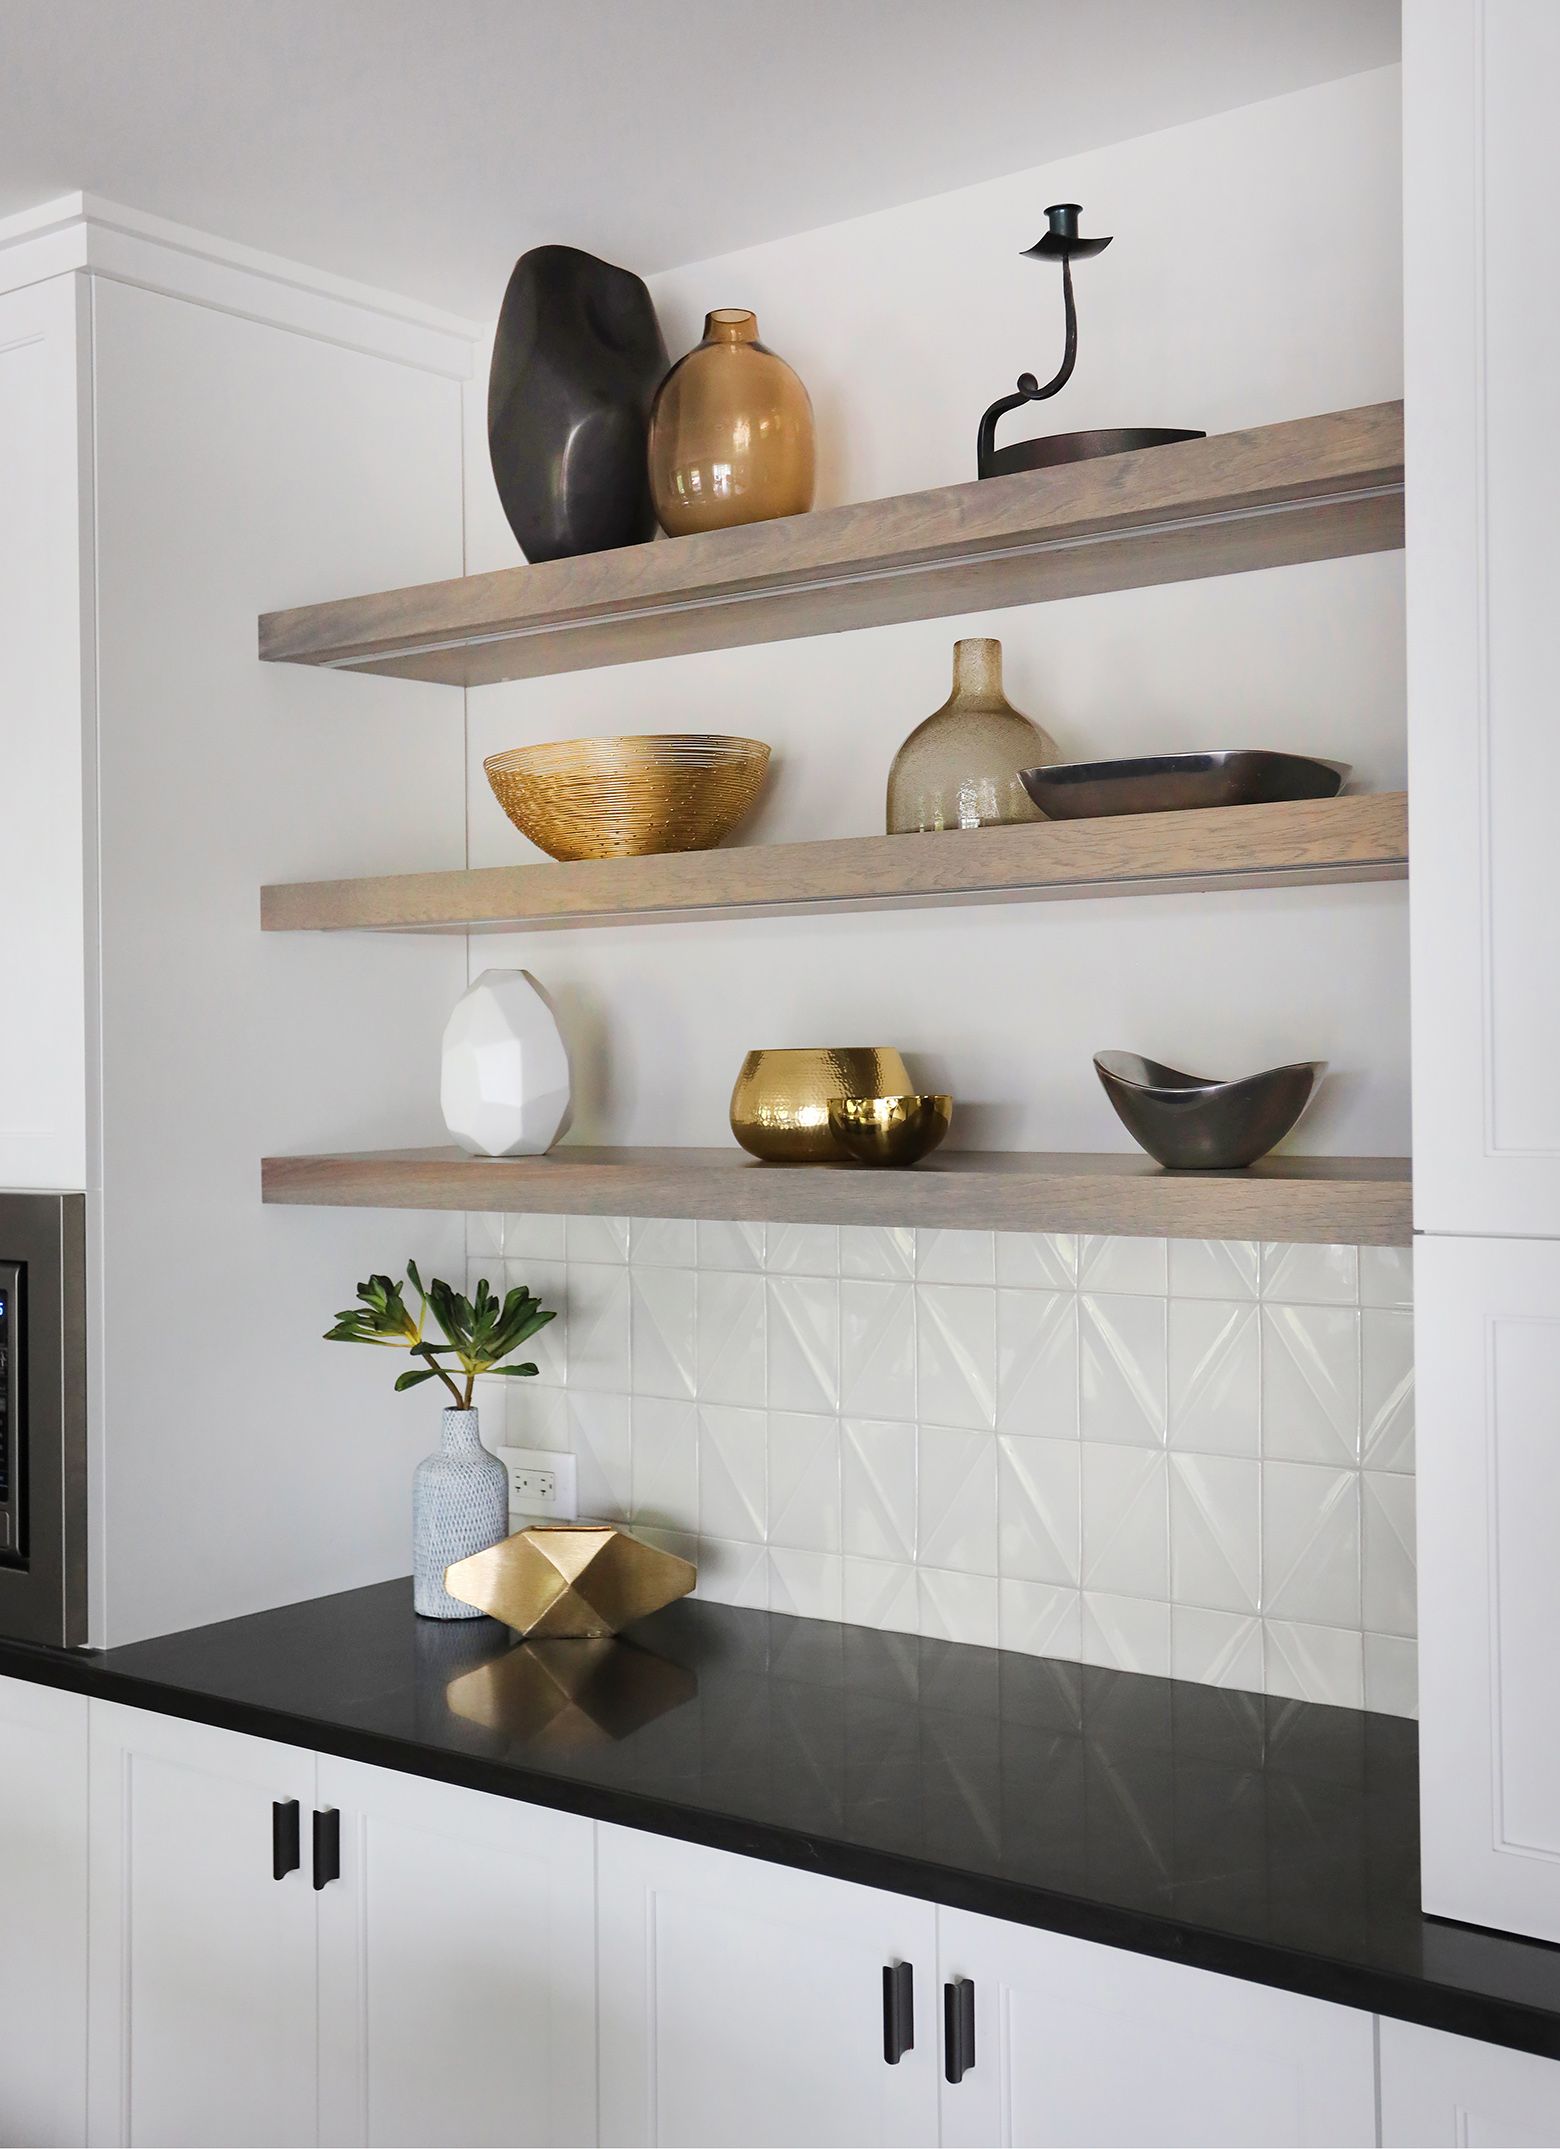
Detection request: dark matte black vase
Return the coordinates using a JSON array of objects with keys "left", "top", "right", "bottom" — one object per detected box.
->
[{"left": 488, "top": 245, "right": 669, "bottom": 563}]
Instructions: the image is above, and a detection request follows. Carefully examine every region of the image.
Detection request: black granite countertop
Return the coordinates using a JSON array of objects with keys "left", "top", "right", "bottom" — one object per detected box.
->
[{"left": 4, "top": 1579, "right": 1558, "bottom": 2059}]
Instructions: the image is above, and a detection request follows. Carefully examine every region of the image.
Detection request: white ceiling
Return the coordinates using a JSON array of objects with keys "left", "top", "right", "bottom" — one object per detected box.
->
[{"left": 0, "top": 0, "right": 1399, "bottom": 318}]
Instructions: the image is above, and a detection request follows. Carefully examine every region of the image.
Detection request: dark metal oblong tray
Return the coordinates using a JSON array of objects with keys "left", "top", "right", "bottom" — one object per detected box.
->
[
  {"left": 984, "top": 426, "right": 1206, "bottom": 478},
  {"left": 1019, "top": 750, "right": 1351, "bottom": 821}
]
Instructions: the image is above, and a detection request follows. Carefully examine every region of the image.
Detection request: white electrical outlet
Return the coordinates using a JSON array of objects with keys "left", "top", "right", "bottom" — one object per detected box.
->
[{"left": 497, "top": 1446, "right": 578, "bottom": 1520}]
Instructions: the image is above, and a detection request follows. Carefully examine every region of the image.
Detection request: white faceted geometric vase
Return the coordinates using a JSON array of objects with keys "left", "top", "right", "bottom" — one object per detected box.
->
[{"left": 440, "top": 968, "right": 573, "bottom": 1157}]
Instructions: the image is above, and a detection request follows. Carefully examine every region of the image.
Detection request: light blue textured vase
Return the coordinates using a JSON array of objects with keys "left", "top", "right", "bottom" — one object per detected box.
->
[{"left": 413, "top": 1408, "right": 510, "bottom": 1619}]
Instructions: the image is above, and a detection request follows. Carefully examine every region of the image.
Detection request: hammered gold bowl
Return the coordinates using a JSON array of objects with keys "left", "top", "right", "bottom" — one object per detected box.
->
[
  {"left": 730, "top": 1047, "right": 911, "bottom": 1163},
  {"left": 484, "top": 734, "right": 771, "bottom": 861},
  {"left": 828, "top": 1094, "right": 954, "bottom": 1167}
]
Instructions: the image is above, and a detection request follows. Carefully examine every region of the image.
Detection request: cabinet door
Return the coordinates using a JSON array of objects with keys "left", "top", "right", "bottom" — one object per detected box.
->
[
  {"left": 1381, "top": 2018, "right": 1560, "bottom": 2147},
  {"left": 938, "top": 1906, "right": 1375, "bottom": 2148},
  {"left": 316, "top": 1755, "right": 595, "bottom": 2148},
  {"left": 87, "top": 1699, "right": 318, "bottom": 2149},
  {"left": 597, "top": 1822, "right": 938, "bottom": 2148},
  {"left": 0, "top": 1674, "right": 88, "bottom": 2148}
]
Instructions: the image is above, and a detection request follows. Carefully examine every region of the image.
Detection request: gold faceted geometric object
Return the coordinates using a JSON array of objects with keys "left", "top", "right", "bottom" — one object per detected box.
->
[
  {"left": 827, "top": 1093, "right": 954, "bottom": 1167},
  {"left": 483, "top": 734, "right": 771, "bottom": 861},
  {"left": 443, "top": 1524, "right": 696, "bottom": 1637},
  {"left": 729, "top": 1045, "right": 912, "bottom": 1164},
  {"left": 444, "top": 1638, "right": 698, "bottom": 1749}
]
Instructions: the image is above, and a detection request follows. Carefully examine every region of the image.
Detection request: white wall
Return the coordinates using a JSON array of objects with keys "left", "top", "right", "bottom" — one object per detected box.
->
[{"left": 460, "top": 67, "right": 1408, "bottom": 1158}]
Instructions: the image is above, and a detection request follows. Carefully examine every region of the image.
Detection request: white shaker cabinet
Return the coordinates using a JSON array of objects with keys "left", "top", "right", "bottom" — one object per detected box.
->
[
  {"left": 595, "top": 1822, "right": 939, "bottom": 2148},
  {"left": 1380, "top": 2018, "right": 1560, "bottom": 2147},
  {"left": 936, "top": 1906, "right": 1376, "bottom": 2149},
  {"left": 315, "top": 1754, "right": 596, "bottom": 2148},
  {"left": 0, "top": 1673, "right": 89, "bottom": 2149}
]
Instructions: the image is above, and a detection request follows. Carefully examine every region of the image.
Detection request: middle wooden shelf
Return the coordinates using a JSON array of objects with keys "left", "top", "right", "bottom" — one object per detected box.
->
[{"left": 262, "top": 791, "right": 1407, "bottom": 934}]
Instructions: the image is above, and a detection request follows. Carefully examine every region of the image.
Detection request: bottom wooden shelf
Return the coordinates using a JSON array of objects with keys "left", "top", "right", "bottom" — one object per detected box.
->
[{"left": 260, "top": 1146, "right": 1412, "bottom": 1245}]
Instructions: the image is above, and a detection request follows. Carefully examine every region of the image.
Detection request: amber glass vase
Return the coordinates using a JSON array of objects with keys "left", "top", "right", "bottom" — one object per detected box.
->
[
  {"left": 886, "top": 639, "right": 1059, "bottom": 834},
  {"left": 647, "top": 309, "right": 815, "bottom": 537}
]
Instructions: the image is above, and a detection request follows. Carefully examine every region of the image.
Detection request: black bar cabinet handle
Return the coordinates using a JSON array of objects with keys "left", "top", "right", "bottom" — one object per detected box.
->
[
  {"left": 883, "top": 1961, "right": 914, "bottom": 2064},
  {"left": 312, "top": 1806, "right": 340, "bottom": 1890},
  {"left": 271, "top": 1799, "right": 300, "bottom": 1880},
  {"left": 945, "top": 1976, "right": 976, "bottom": 2083}
]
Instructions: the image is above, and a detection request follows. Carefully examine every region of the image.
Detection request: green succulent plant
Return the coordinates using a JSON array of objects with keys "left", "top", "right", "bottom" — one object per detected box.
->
[{"left": 325, "top": 1259, "right": 557, "bottom": 1411}]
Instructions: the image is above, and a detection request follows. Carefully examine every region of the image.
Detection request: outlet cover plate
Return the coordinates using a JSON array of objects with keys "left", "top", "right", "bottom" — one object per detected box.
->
[{"left": 497, "top": 1445, "right": 578, "bottom": 1521}]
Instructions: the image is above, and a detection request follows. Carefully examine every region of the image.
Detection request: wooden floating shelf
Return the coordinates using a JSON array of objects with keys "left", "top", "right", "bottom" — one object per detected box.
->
[
  {"left": 263, "top": 793, "right": 1408, "bottom": 935},
  {"left": 260, "top": 1146, "right": 1413, "bottom": 1245},
  {"left": 258, "top": 403, "right": 1404, "bottom": 688}
]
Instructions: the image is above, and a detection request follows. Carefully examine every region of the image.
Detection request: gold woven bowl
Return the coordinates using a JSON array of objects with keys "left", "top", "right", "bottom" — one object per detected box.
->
[
  {"left": 484, "top": 734, "right": 771, "bottom": 861},
  {"left": 730, "top": 1047, "right": 911, "bottom": 1163},
  {"left": 828, "top": 1094, "right": 954, "bottom": 1167}
]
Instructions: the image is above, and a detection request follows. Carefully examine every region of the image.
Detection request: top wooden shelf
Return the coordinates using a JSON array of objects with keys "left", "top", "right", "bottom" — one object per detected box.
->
[{"left": 258, "top": 403, "right": 1405, "bottom": 688}]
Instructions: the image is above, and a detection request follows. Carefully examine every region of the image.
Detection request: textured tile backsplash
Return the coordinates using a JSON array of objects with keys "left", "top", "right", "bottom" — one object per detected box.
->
[{"left": 467, "top": 1216, "right": 1416, "bottom": 1718}]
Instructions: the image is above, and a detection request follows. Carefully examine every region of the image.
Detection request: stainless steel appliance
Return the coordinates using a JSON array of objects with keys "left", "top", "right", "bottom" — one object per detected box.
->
[{"left": 0, "top": 1193, "right": 87, "bottom": 1645}]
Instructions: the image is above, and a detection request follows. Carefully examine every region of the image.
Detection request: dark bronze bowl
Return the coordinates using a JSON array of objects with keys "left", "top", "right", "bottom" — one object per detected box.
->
[
  {"left": 1094, "top": 1051, "right": 1326, "bottom": 1171},
  {"left": 984, "top": 427, "right": 1205, "bottom": 479},
  {"left": 1021, "top": 751, "right": 1349, "bottom": 820}
]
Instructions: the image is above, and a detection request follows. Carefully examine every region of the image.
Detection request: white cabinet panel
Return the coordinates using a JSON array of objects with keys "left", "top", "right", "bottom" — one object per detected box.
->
[
  {"left": 937, "top": 1907, "right": 1375, "bottom": 2148},
  {"left": 1417, "top": 1236, "right": 1560, "bottom": 1941},
  {"left": 597, "top": 1822, "right": 937, "bottom": 2148},
  {"left": 1381, "top": 2017, "right": 1560, "bottom": 2146},
  {"left": 0, "top": 1674, "right": 88, "bottom": 2148},
  {"left": 316, "top": 1755, "right": 595, "bottom": 2148},
  {"left": 87, "top": 1699, "right": 317, "bottom": 2149}
]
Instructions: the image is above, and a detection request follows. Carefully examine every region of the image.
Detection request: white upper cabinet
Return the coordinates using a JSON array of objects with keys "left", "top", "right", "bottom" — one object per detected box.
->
[{"left": 1405, "top": 0, "right": 1560, "bottom": 1237}]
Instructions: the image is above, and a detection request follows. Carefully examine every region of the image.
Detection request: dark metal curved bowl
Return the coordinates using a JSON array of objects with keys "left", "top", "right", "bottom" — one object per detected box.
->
[
  {"left": 1094, "top": 1051, "right": 1327, "bottom": 1171},
  {"left": 985, "top": 427, "right": 1205, "bottom": 479},
  {"left": 1021, "top": 751, "right": 1350, "bottom": 820}
]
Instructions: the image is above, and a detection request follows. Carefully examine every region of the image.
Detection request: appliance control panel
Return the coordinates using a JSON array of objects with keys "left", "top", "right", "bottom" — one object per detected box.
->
[{"left": 0, "top": 1262, "right": 18, "bottom": 1561}]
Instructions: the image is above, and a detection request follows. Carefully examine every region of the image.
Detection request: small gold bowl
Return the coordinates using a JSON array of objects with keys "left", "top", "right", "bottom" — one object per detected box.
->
[
  {"left": 730, "top": 1047, "right": 911, "bottom": 1163},
  {"left": 484, "top": 734, "right": 771, "bottom": 861},
  {"left": 828, "top": 1094, "right": 953, "bottom": 1167}
]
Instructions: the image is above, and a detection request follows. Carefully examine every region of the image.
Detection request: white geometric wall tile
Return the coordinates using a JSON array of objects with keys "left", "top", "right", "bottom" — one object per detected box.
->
[
  {"left": 995, "top": 1231, "right": 1079, "bottom": 1290},
  {"left": 766, "top": 1275, "right": 839, "bottom": 1413},
  {"left": 629, "top": 1396, "right": 698, "bottom": 1531},
  {"left": 506, "top": 1259, "right": 568, "bottom": 1387},
  {"left": 918, "top": 1425, "right": 998, "bottom": 1574},
  {"left": 1169, "top": 1452, "right": 1260, "bottom": 1613},
  {"left": 997, "top": 1288, "right": 1078, "bottom": 1438},
  {"left": 697, "top": 1405, "right": 767, "bottom": 1543},
  {"left": 1364, "top": 1632, "right": 1418, "bottom": 1719},
  {"left": 497, "top": 1377, "right": 569, "bottom": 1453},
  {"left": 1359, "top": 1243, "right": 1413, "bottom": 1309},
  {"left": 917, "top": 1228, "right": 995, "bottom": 1284},
  {"left": 503, "top": 1213, "right": 566, "bottom": 1261},
  {"left": 999, "top": 1578, "right": 1082, "bottom": 1661},
  {"left": 916, "top": 1283, "right": 997, "bottom": 1429},
  {"left": 766, "top": 1223, "right": 839, "bottom": 1277},
  {"left": 1262, "top": 1461, "right": 1361, "bottom": 1628},
  {"left": 769, "top": 1411, "right": 841, "bottom": 1553},
  {"left": 839, "top": 1224, "right": 915, "bottom": 1280},
  {"left": 1361, "top": 1308, "right": 1415, "bottom": 1472},
  {"left": 840, "top": 1280, "right": 915, "bottom": 1420},
  {"left": 566, "top": 1215, "right": 629, "bottom": 1264},
  {"left": 1262, "top": 1619, "right": 1364, "bottom": 1709},
  {"left": 696, "top": 1537, "right": 769, "bottom": 1608},
  {"left": 630, "top": 1267, "right": 697, "bottom": 1400},
  {"left": 997, "top": 1435, "right": 1080, "bottom": 1586},
  {"left": 564, "top": 1263, "right": 632, "bottom": 1393},
  {"left": 632, "top": 1521, "right": 699, "bottom": 1571},
  {"left": 1260, "top": 1242, "right": 1358, "bottom": 1304},
  {"left": 1168, "top": 1239, "right": 1259, "bottom": 1300},
  {"left": 918, "top": 1567, "right": 998, "bottom": 1648},
  {"left": 1261, "top": 1304, "right": 1361, "bottom": 1465},
  {"left": 630, "top": 1217, "right": 696, "bottom": 1268},
  {"left": 696, "top": 1270, "right": 766, "bottom": 1406},
  {"left": 1361, "top": 1469, "right": 1417, "bottom": 1638},
  {"left": 1081, "top": 1591, "right": 1171, "bottom": 1676},
  {"left": 1080, "top": 1293, "right": 1167, "bottom": 1446},
  {"left": 566, "top": 1391, "right": 632, "bottom": 1521},
  {"left": 467, "top": 1211, "right": 505, "bottom": 1259},
  {"left": 1081, "top": 1445, "right": 1169, "bottom": 1599},
  {"left": 696, "top": 1219, "right": 765, "bottom": 1271},
  {"left": 770, "top": 1547, "right": 844, "bottom": 1621},
  {"left": 843, "top": 1554, "right": 919, "bottom": 1634},
  {"left": 1168, "top": 1299, "right": 1260, "bottom": 1456},
  {"left": 841, "top": 1418, "right": 916, "bottom": 1564},
  {"left": 1080, "top": 1236, "right": 1168, "bottom": 1295},
  {"left": 1171, "top": 1606, "right": 1264, "bottom": 1692}
]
